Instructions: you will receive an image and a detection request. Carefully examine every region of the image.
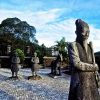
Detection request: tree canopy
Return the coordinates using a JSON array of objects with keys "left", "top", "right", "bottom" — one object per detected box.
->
[
  {"left": 0, "top": 17, "right": 36, "bottom": 43},
  {"left": 55, "top": 37, "right": 68, "bottom": 57}
]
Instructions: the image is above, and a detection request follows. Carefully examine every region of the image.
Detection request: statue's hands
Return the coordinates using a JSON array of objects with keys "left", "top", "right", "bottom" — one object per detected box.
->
[{"left": 93, "top": 64, "right": 99, "bottom": 71}]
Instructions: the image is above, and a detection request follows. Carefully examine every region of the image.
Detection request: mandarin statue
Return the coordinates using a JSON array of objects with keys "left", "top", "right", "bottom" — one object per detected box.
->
[
  {"left": 50, "top": 53, "right": 63, "bottom": 78},
  {"left": 68, "top": 19, "right": 100, "bottom": 100},
  {"left": 31, "top": 52, "right": 39, "bottom": 76},
  {"left": 11, "top": 51, "right": 20, "bottom": 78},
  {"left": 28, "top": 52, "right": 41, "bottom": 80}
]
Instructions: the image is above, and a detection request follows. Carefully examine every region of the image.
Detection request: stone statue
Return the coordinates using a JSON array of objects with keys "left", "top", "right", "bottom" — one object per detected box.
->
[
  {"left": 28, "top": 52, "right": 42, "bottom": 80},
  {"left": 68, "top": 19, "right": 100, "bottom": 100},
  {"left": 11, "top": 51, "right": 20, "bottom": 79},
  {"left": 31, "top": 52, "right": 39, "bottom": 76},
  {"left": 50, "top": 53, "right": 63, "bottom": 78}
]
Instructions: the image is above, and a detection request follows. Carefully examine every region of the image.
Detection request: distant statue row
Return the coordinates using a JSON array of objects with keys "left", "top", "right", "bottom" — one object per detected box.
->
[
  {"left": 10, "top": 51, "right": 40, "bottom": 79},
  {"left": 10, "top": 51, "right": 62, "bottom": 80}
]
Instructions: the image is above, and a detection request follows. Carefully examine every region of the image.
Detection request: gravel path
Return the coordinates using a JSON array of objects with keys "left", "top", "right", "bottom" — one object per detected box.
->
[{"left": 0, "top": 68, "right": 70, "bottom": 100}]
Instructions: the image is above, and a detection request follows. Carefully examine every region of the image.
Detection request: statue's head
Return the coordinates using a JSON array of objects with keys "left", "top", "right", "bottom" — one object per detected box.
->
[
  {"left": 34, "top": 52, "right": 37, "bottom": 57},
  {"left": 75, "top": 19, "right": 90, "bottom": 41}
]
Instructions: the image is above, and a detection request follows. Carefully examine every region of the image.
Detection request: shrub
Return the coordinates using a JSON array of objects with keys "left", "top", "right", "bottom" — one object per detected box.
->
[{"left": 15, "top": 49, "right": 25, "bottom": 63}]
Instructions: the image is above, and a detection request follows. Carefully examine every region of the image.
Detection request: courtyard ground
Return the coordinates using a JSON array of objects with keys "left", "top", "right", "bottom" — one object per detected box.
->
[
  {"left": 0, "top": 68, "right": 99, "bottom": 100},
  {"left": 0, "top": 68, "right": 70, "bottom": 100}
]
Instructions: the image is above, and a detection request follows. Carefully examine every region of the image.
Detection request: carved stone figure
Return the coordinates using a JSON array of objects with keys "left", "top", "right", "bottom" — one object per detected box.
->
[
  {"left": 50, "top": 53, "right": 63, "bottom": 77},
  {"left": 31, "top": 52, "right": 39, "bottom": 76},
  {"left": 68, "top": 19, "right": 100, "bottom": 100},
  {"left": 11, "top": 52, "right": 20, "bottom": 78},
  {"left": 28, "top": 52, "right": 42, "bottom": 80}
]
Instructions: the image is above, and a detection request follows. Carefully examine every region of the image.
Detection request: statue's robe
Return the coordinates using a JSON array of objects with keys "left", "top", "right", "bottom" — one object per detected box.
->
[
  {"left": 68, "top": 42, "right": 100, "bottom": 100},
  {"left": 51, "top": 54, "right": 62, "bottom": 75},
  {"left": 11, "top": 56, "right": 20, "bottom": 73},
  {"left": 31, "top": 57, "right": 39, "bottom": 72}
]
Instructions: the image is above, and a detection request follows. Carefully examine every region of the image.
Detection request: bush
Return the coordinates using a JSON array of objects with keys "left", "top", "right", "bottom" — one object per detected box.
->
[{"left": 15, "top": 49, "right": 25, "bottom": 63}]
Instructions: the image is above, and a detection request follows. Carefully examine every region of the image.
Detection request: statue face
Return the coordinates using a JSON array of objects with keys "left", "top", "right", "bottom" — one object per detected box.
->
[
  {"left": 76, "top": 27, "right": 90, "bottom": 41},
  {"left": 34, "top": 52, "right": 37, "bottom": 57}
]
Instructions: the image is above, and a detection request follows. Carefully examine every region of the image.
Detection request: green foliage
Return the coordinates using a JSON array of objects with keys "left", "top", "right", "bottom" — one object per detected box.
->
[
  {"left": 55, "top": 37, "right": 66, "bottom": 52},
  {"left": 55, "top": 37, "right": 68, "bottom": 58},
  {"left": 15, "top": 49, "right": 25, "bottom": 62}
]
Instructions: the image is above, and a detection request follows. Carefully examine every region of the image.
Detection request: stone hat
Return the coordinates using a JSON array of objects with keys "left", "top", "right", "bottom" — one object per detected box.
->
[{"left": 75, "top": 19, "right": 89, "bottom": 31}]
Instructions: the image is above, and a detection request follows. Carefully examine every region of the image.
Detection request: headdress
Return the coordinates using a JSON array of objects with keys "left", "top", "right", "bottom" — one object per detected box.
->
[{"left": 75, "top": 19, "right": 89, "bottom": 31}]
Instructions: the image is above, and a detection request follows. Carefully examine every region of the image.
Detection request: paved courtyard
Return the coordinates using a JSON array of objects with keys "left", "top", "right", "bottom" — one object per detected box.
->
[
  {"left": 0, "top": 68, "right": 100, "bottom": 100},
  {"left": 0, "top": 68, "right": 70, "bottom": 100}
]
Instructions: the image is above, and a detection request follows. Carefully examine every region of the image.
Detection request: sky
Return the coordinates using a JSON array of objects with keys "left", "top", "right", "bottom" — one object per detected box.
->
[{"left": 0, "top": 0, "right": 100, "bottom": 52}]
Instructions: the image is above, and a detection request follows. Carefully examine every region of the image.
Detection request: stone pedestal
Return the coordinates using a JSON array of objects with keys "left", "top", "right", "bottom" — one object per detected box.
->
[
  {"left": 28, "top": 75, "right": 42, "bottom": 80},
  {"left": 9, "top": 76, "right": 19, "bottom": 80}
]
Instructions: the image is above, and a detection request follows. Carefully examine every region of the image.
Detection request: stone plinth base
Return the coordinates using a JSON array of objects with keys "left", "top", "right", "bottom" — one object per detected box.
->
[
  {"left": 9, "top": 76, "right": 23, "bottom": 80},
  {"left": 28, "top": 75, "right": 42, "bottom": 80},
  {"left": 9, "top": 76, "right": 19, "bottom": 80},
  {"left": 48, "top": 73, "right": 61, "bottom": 78}
]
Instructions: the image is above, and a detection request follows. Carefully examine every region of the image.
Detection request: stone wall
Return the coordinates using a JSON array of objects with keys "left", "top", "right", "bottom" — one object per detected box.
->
[
  {"left": 43, "top": 56, "right": 70, "bottom": 68},
  {"left": 43, "top": 56, "right": 56, "bottom": 67}
]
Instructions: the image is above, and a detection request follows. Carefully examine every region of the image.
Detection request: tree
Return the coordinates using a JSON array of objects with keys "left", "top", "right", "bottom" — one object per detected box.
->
[
  {"left": 55, "top": 37, "right": 70, "bottom": 67},
  {"left": 55, "top": 37, "right": 66, "bottom": 52},
  {"left": 15, "top": 21, "right": 36, "bottom": 42},
  {"left": 55, "top": 37, "right": 68, "bottom": 58},
  {"left": 0, "top": 17, "right": 36, "bottom": 44},
  {"left": 15, "top": 49, "right": 25, "bottom": 63},
  {"left": 41, "top": 44, "right": 46, "bottom": 56}
]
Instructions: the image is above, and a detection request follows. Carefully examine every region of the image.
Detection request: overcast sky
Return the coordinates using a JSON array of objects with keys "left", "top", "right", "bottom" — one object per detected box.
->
[{"left": 0, "top": 0, "right": 100, "bottom": 52}]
